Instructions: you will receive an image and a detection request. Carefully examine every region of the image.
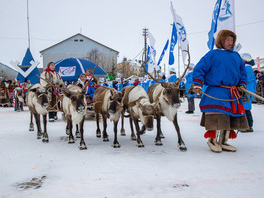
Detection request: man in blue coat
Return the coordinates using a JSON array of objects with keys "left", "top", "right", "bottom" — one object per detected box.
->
[
  {"left": 185, "top": 64, "right": 197, "bottom": 114},
  {"left": 192, "top": 30, "right": 249, "bottom": 153},
  {"left": 167, "top": 67, "right": 177, "bottom": 83},
  {"left": 240, "top": 53, "right": 257, "bottom": 132}
]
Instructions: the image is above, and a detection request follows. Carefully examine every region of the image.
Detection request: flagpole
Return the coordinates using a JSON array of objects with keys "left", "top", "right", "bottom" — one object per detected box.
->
[
  {"left": 178, "top": 42, "right": 180, "bottom": 77},
  {"left": 26, "top": 0, "right": 31, "bottom": 49}
]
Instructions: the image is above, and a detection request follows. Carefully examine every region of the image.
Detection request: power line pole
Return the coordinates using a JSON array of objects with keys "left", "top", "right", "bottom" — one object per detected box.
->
[{"left": 142, "top": 28, "right": 148, "bottom": 77}]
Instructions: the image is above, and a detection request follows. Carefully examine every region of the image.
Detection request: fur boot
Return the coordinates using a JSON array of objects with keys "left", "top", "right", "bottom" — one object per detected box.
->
[
  {"left": 207, "top": 130, "right": 222, "bottom": 153},
  {"left": 219, "top": 130, "right": 237, "bottom": 152}
]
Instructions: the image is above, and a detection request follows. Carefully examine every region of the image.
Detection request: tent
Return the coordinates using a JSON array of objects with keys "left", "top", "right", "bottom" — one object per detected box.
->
[
  {"left": 16, "top": 48, "right": 40, "bottom": 84},
  {"left": 55, "top": 58, "right": 107, "bottom": 82}
]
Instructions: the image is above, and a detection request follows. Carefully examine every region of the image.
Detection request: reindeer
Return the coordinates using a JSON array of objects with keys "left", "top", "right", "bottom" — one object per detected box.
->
[
  {"left": 93, "top": 86, "right": 124, "bottom": 148},
  {"left": 145, "top": 48, "right": 191, "bottom": 151},
  {"left": 26, "top": 84, "right": 50, "bottom": 141},
  {"left": 0, "top": 81, "right": 10, "bottom": 106},
  {"left": 14, "top": 87, "right": 24, "bottom": 112},
  {"left": 121, "top": 85, "right": 156, "bottom": 147},
  {"left": 60, "top": 85, "right": 88, "bottom": 150}
]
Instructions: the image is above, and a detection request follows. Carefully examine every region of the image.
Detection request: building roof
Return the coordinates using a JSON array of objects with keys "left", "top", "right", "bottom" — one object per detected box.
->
[
  {"left": 40, "top": 33, "right": 119, "bottom": 54},
  {"left": 0, "top": 61, "right": 17, "bottom": 72}
]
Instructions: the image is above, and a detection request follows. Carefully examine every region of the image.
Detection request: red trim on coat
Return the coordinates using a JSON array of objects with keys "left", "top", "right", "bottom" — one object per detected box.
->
[
  {"left": 193, "top": 78, "right": 203, "bottom": 84},
  {"left": 200, "top": 104, "right": 242, "bottom": 115}
]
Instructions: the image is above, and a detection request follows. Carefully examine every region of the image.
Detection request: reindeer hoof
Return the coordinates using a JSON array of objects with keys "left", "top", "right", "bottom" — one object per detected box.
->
[
  {"left": 79, "top": 144, "right": 87, "bottom": 150},
  {"left": 137, "top": 143, "right": 145, "bottom": 148},
  {"left": 29, "top": 128, "right": 34, "bottom": 132},
  {"left": 120, "top": 129, "right": 126, "bottom": 136},
  {"left": 179, "top": 145, "right": 187, "bottom": 151},
  {"left": 68, "top": 139, "right": 75, "bottom": 144},
  {"left": 155, "top": 140, "right": 163, "bottom": 146},
  {"left": 112, "top": 143, "right": 121, "bottom": 148},
  {"left": 160, "top": 133, "right": 165, "bottom": 139},
  {"left": 42, "top": 138, "right": 49, "bottom": 143},
  {"left": 75, "top": 132, "right": 81, "bottom": 138},
  {"left": 130, "top": 136, "right": 137, "bottom": 141},
  {"left": 103, "top": 137, "right": 109, "bottom": 142},
  {"left": 96, "top": 130, "right": 101, "bottom": 138}
]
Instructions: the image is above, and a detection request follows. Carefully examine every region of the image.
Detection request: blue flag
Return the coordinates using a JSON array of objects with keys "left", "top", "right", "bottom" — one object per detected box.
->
[
  {"left": 169, "top": 22, "right": 177, "bottom": 65},
  {"left": 157, "top": 39, "right": 169, "bottom": 66},
  {"left": 207, "top": 0, "right": 222, "bottom": 50}
]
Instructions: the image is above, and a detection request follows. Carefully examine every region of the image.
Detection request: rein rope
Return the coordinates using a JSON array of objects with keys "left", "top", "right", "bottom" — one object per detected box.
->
[{"left": 181, "top": 87, "right": 249, "bottom": 103}]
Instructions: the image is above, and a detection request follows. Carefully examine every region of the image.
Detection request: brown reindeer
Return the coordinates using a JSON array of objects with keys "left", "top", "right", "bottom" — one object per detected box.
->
[
  {"left": 93, "top": 86, "right": 124, "bottom": 148},
  {"left": 145, "top": 47, "right": 191, "bottom": 151},
  {"left": 61, "top": 85, "right": 88, "bottom": 150},
  {"left": 121, "top": 85, "right": 156, "bottom": 147},
  {"left": 26, "top": 84, "right": 50, "bottom": 141}
]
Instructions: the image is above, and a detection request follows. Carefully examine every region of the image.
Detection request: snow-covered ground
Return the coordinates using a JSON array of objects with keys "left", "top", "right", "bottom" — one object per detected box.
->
[{"left": 0, "top": 99, "right": 264, "bottom": 198}]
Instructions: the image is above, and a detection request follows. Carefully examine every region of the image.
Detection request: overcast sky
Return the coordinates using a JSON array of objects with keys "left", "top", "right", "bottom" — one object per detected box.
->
[{"left": 0, "top": 0, "right": 264, "bottom": 73}]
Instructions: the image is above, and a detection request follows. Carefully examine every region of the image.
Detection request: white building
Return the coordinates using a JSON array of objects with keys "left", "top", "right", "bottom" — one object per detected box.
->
[{"left": 40, "top": 33, "right": 119, "bottom": 72}]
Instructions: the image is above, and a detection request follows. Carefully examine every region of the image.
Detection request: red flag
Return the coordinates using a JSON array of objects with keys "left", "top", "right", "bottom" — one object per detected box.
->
[{"left": 257, "top": 57, "right": 260, "bottom": 71}]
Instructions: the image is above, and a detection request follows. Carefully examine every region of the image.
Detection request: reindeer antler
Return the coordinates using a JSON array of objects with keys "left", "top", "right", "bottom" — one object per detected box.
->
[
  {"left": 83, "top": 64, "right": 99, "bottom": 90},
  {"left": 175, "top": 44, "right": 190, "bottom": 87},
  {"left": 141, "top": 58, "right": 162, "bottom": 83},
  {"left": 37, "top": 74, "right": 67, "bottom": 92}
]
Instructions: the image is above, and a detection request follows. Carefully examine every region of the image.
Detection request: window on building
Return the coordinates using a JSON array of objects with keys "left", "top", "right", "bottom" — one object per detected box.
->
[
  {"left": 80, "top": 39, "right": 84, "bottom": 42},
  {"left": 74, "top": 39, "right": 78, "bottom": 42}
]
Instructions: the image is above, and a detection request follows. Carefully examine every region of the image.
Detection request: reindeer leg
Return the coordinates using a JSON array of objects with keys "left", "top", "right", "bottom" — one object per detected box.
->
[
  {"left": 78, "top": 118, "right": 87, "bottom": 150},
  {"left": 75, "top": 124, "right": 81, "bottom": 138},
  {"left": 42, "top": 114, "right": 49, "bottom": 143},
  {"left": 66, "top": 121, "right": 70, "bottom": 135},
  {"left": 112, "top": 120, "right": 120, "bottom": 148},
  {"left": 96, "top": 113, "right": 101, "bottom": 138},
  {"left": 16, "top": 98, "right": 20, "bottom": 112},
  {"left": 29, "top": 111, "right": 34, "bottom": 131},
  {"left": 173, "top": 114, "right": 187, "bottom": 151},
  {"left": 133, "top": 118, "right": 144, "bottom": 147},
  {"left": 139, "top": 125, "right": 146, "bottom": 135},
  {"left": 20, "top": 101, "right": 24, "bottom": 111},
  {"left": 129, "top": 115, "right": 136, "bottom": 141},
  {"left": 155, "top": 115, "right": 163, "bottom": 146},
  {"left": 102, "top": 116, "right": 109, "bottom": 142},
  {"left": 33, "top": 113, "right": 42, "bottom": 139},
  {"left": 120, "top": 111, "right": 126, "bottom": 136},
  {"left": 67, "top": 118, "right": 75, "bottom": 143}
]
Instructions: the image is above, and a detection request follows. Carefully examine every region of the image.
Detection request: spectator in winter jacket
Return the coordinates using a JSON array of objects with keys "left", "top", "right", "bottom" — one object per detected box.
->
[{"left": 239, "top": 53, "right": 257, "bottom": 132}]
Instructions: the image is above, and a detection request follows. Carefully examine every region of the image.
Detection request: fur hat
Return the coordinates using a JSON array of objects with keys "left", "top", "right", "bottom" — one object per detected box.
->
[{"left": 215, "top": 30, "right": 236, "bottom": 49}]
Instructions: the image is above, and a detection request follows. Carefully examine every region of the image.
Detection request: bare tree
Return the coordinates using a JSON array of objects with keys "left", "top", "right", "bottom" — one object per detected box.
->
[{"left": 88, "top": 49, "right": 100, "bottom": 65}]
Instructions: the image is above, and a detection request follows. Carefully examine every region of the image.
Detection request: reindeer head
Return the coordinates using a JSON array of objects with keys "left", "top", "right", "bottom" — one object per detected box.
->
[
  {"left": 160, "top": 82, "right": 182, "bottom": 109},
  {"left": 30, "top": 86, "right": 49, "bottom": 108},
  {"left": 138, "top": 102, "right": 156, "bottom": 131},
  {"left": 142, "top": 45, "right": 190, "bottom": 110},
  {"left": 63, "top": 87, "right": 87, "bottom": 113},
  {"left": 108, "top": 90, "right": 123, "bottom": 114}
]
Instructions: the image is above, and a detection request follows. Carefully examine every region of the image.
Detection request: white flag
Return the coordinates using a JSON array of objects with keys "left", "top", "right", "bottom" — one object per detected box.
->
[
  {"left": 170, "top": 1, "right": 189, "bottom": 64},
  {"left": 147, "top": 31, "right": 157, "bottom": 73},
  {"left": 216, "top": 0, "right": 235, "bottom": 34},
  {"left": 208, "top": 0, "right": 235, "bottom": 50}
]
